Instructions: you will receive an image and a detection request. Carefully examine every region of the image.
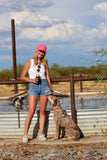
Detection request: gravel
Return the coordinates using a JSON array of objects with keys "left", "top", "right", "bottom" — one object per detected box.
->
[{"left": 0, "top": 142, "right": 107, "bottom": 160}]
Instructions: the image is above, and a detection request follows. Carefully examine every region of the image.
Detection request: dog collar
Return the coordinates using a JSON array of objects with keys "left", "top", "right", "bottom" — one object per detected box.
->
[{"left": 51, "top": 107, "right": 60, "bottom": 111}]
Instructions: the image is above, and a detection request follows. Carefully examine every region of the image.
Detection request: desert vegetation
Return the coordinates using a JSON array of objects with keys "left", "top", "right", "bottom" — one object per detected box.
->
[{"left": 0, "top": 63, "right": 107, "bottom": 80}]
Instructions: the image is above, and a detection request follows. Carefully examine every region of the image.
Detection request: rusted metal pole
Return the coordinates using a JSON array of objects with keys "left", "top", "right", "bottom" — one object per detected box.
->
[
  {"left": 70, "top": 73, "right": 76, "bottom": 123},
  {"left": 18, "top": 111, "right": 20, "bottom": 128},
  {"left": 80, "top": 74, "right": 83, "bottom": 92},
  {"left": 11, "top": 19, "right": 18, "bottom": 93}
]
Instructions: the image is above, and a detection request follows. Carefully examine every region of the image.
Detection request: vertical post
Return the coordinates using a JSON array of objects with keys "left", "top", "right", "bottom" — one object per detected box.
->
[
  {"left": 18, "top": 111, "right": 20, "bottom": 128},
  {"left": 80, "top": 74, "right": 83, "bottom": 92},
  {"left": 70, "top": 73, "right": 76, "bottom": 123},
  {"left": 11, "top": 19, "right": 18, "bottom": 93}
]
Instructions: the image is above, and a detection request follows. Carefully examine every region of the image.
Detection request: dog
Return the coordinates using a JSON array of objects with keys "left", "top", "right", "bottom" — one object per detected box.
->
[{"left": 48, "top": 95, "right": 80, "bottom": 141}]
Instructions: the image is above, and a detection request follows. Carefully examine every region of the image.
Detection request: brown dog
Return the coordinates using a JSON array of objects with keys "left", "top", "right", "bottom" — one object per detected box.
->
[{"left": 48, "top": 95, "right": 80, "bottom": 140}]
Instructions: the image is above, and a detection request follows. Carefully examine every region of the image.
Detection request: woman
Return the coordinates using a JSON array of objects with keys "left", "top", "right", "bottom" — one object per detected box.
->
[{"left": 21, "top": 44, "right": 52, "bottom": 142}]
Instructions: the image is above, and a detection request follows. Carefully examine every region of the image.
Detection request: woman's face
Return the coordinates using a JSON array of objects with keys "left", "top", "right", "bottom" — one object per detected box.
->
[{"left": 37, "top": 50, "right": 45, "bottom": 59}]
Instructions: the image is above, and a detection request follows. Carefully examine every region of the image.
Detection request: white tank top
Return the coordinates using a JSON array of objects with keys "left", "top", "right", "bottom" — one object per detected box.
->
[{"left": 28, "top": 59, "right": 46, "bottom": 79}]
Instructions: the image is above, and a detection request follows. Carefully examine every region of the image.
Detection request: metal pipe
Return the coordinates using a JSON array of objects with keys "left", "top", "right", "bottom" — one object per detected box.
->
[
  {"left": 1, "top": 75, "right": 107, "bottom": 84},
  {"left": 80, "top": 74, "right": 83, "bottom": 92},
  {"left": 11, "top": 19, "right": 18, "bottom": 93},
  {"left": 18, "top": 111, "right": 20, "bottom": 128},
  {"left": 70, "top": 73, "right": 76, "bottom": 123}
]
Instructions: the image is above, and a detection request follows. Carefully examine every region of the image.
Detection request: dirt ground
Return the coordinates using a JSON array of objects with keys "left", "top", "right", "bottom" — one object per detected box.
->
[{"left": 0, "top": 137, "right": 107, "bottom": 159}]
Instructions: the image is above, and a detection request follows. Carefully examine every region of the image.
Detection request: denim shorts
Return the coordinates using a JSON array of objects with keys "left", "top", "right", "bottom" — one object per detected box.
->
[{"left": 29, "top": 79, "right": 52, "bottom": 97}]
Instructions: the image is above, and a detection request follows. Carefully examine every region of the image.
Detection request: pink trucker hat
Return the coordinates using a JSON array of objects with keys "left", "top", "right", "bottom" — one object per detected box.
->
[{"left": 37, "top": 44, "right": 47, "bottom": 53}]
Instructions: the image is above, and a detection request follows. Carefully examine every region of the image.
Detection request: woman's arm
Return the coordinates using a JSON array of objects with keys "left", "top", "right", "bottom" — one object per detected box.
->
[
  {"left": 21, "top": 60, "right": 38, "bottom": 83},
  {"left": 45, "top": 64, "right": 52, "bottom": 91}
]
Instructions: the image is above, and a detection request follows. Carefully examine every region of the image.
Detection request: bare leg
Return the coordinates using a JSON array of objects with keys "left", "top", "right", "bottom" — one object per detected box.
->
[
  {"left": 39, "top": 96, "right": 48, "bottom": 134},
  {"left": 24, "top": 96, "right": 38, "bottom": 136}
]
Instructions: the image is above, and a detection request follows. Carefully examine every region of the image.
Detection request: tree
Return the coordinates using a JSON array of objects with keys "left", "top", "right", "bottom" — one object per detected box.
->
[{"left": 90, "top": 48, "right": 107, "bottom": 66}]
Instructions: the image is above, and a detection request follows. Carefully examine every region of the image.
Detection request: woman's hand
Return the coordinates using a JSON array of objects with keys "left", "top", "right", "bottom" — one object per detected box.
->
[{"left": 31, "top": 78, "right": 39, "bottom": 84}]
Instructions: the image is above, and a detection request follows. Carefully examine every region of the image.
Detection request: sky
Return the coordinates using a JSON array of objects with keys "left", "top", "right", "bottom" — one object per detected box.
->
[{"left": 0, "top": 0, "right": 107, "bottom": 71}]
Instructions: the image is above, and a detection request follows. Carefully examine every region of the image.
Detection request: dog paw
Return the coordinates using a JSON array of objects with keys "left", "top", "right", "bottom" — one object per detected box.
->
[
  {"left": 51, "top": 137, "right": 59, "bottom": 141},
  {"left": 62, "top": 138, "right": 69, "bottom": 141},
  {"left": 62, "top": 137, "right": 78, "bottom": 141}
]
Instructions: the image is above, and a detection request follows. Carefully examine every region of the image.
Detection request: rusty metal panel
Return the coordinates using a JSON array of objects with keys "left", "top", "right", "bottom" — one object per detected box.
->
[
  {"left": 0, "top": 109, "right": 107, "bottom": 138},
  {"left": 76, "top": 109, "right": 107, "bottom": 136}
]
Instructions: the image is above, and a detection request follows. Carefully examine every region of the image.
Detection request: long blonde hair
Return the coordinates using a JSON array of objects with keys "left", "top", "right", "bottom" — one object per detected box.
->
[{"left": 33, "top": 50, "right": 48, "bottom": 68}]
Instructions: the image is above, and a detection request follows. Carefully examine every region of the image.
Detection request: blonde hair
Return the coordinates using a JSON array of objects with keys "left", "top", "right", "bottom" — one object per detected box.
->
[{"left": 33, "top": 50, "right": 48, "bottom": 68}]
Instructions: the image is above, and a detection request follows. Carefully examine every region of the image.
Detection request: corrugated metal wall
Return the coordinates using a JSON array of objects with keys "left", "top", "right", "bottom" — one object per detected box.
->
[{"left": 0, "top": 109, "right": 107, "bottom": 138}]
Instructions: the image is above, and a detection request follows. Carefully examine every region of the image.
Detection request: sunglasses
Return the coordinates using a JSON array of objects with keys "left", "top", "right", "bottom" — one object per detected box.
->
[{"left": 37, "top": 65, "right": 41, "bottom": 72}]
